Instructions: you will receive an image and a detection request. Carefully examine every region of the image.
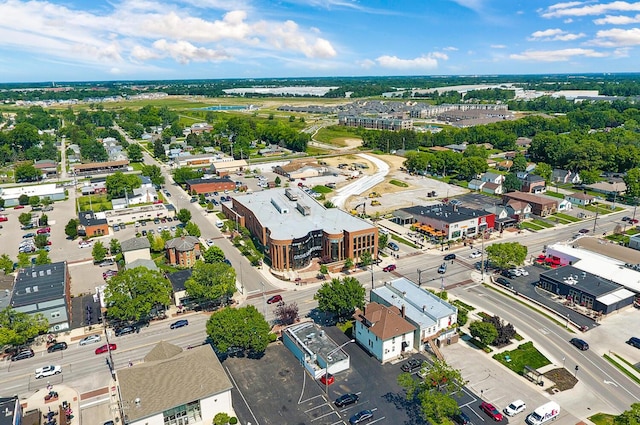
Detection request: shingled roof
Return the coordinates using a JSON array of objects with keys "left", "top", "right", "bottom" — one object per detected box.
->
[
  {"left": 165, "top": 236, "right": 199, "bottom": 252},
  {"left": 353, "top": 302, "right": 415, "bottom": 340}
]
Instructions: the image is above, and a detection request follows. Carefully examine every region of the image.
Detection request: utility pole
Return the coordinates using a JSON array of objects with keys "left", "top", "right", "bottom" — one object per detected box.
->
[
  {"left": 592, "top": 206, "right": 599, "bottom": 234},
  {"left": 417, "top": 268, "right": 427, "bottom": 286}
]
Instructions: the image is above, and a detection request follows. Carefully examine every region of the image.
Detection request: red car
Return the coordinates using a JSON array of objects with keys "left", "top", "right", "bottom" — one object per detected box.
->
[
  {"left": 383, "top": 264, "right": 397, "bottom": 272},
  {"left": 267, "top": 295, "right": 283, "bottom": 304},
  {"left": 319, "top": 373, "right": 334, "bottom": 386},
  {"left": 14, "top": 205, "right": 24, "bottom": 209},
  {"left": 631, "top": 219, "right": 639, "bottom": 224},
  {"left": 480, "top": 402, "right": 504, "bottom": 421},
  {"left": 95, "top": 343, "right": 117, "bottom": 355},
  {"left": 37, "top": 227, "right": 51, "bottom": 234},
  {"left": 0, "top": 216, "right": 7, "bottom": 222}
]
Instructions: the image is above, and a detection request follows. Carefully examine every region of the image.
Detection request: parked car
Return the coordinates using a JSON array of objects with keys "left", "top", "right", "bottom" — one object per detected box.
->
[
  {"left": 335, "top": 393, "right": 359, "bottom": 407},
  {"left": 401, "top": 358, "right": 423, "bottom": 372},
  {"left": 578, "top": 228, "right": 590, "bottom": 234},
  {"left": 170, "top": 319, "right": 189, "bottom": 329},
  {"left": 115, "top": 325, "right": 138, "bottom": 337},
  {"left": 47, "top": 342, "right": 68, "bottom": 353},
  {"left": 503, "top": 399, "right": 526, "bottom": 416},
  {"left": 516, "top": 268, "right": 529, "bottom": 276},
  {"left": 495, "top": 277, "right": 512, "bottom": 288},
  {"left": 99, "top": 259, "right": 114, "bottom": 267},
  {"left": 469, "top": 251, "right": 482, "bottom": 259},
  {"left": 37, "top": 227, "right": 51, "bottom": 234},
  {"left": 502, "top": 269, "right": 519, "bottom": 279},
  {"left": 626, "top": 337, "right": 640, "bottom": 349},
  {"left": 480, "top": 401, "right": 504, "bottom": 421},
  {"left": 95, "top": 344, "right": 117, "bottom": 354},
  {"left": 349, "top": 409, "right": 373, "bottom": 424},
  {"left": 78, "top": 241, "right": 93, "bottom": 248},
  {"left": 23, "top": 233, "right": 36, "bottom": 238},
  {"left": 267, "top": 295, "right": 283, "bottom": 304},
  {"left": 0, "top": 215, "right": 8, "bottom": 222},
  {"left": 383, "top": 264, "right": 397, "bottom": 272},
  {"left": 35, "top": 365, "right": 62, "bottom": 379},
  {"left": 388, "top": 242, "right": 400, "bottom": 251},
  {"left": 319, "top": 373, "right": 334, "bottom": 385},
  {"left": 79, "top": 334, "right": 101, "bottom": 346},
  {"left": 444, "top": 253, "right": 456, "bottom": 261},
  {"left": 11, "top": 349, "right": 34, "bottom": 361},
  {"left": 570, "top": 338, "right": 589, "bottom": 351},
  {"left": 452, "top": 412, "right": 472, "bottom": 425},
  {"left": 14, "top": 205, "right": 24, "bottom": 209}
]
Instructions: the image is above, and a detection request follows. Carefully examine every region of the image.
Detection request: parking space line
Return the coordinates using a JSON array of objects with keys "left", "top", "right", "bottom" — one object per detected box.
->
[
  {"left": 224, "top": 366, "right": 260, "bottom": 425},
  {"left": 369, "top": 417, "right": 386, "bottom": 424},
  {"left": 299, "top": 394, "right": 325, "bottom": 405},
  {"left": 310, "top": 410, "right": 340, "bottom": 422},
  {"left": 305, "top": 403, "right": 331, "bottom": 413},
  {"left": 329, "top": 420, "right": 345, "bottom": 425}
]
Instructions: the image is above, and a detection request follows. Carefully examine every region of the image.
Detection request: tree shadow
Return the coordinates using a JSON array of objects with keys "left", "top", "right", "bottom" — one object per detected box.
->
[{"left": 381, "top": 392, "right": 426, "bottom": 425}]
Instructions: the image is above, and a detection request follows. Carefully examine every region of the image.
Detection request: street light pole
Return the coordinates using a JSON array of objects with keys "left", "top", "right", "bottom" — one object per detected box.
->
[
  {"left": 325, "top": 339, "right": 355, "bottom": 396},
  {"left": 370, "top": 263, "right": 374, "bottom": 290}
]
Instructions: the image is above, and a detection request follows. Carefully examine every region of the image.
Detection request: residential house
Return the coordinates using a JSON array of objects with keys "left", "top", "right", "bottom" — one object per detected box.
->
[
  {"left": 505, "top": 199, "right": 532, "bottom": 220},
  {"left": 515, "top": 137, "right": 532, "bottom": 148},
  {"left": 78, "top": 210, "right": 109, "bottom": 237},
  {"left": 353, "top": 302, "right": 415, "bottom": 363},
  {"left": 552, "top": 197, "right": 572, "bottom": 212},
  {"left": 33, "top": 159, "right": 58, "bottom": 176},
  {"left": 125, "top": 259, "right": 159, "bottom": 272},
  {"left": 259, "top": 144, "right": 289, "bottom": 157},
  {"left": 167, "top": 269, "right": 192, "bottom": 307},
  {"left": 467, "top": 179, "right": 485, "bottom": 191},
  {"left": 586, "top": 180, "right": 627, "bottom": 197},
  {"left": 480, "top": 172, "right": 505, "bottom": 185},
  {"left": 121, "top": 237, "right": 152, "bottom": 265},
  {"left": 521, "top": 174, "right": 546, "bottom": 194},
  {"left": 11, "top": 262, "right": 71, "bottom": 332},
  {"left": 496, "top": 160, "right": 513, "bottom": 171},
  {"left": 370, "top": 278, "right": 458, "bottom": 351},
  {"left": 552, "top": 169, "right": 582, "bottom": 185},
  {"left": 117, "top": 341, "right": 234, "bottom": 425},
  {"left": 273, "top": 160, "right": 327, "bottom": 180},
  {"left": 483, "top": 204, "right": 517, "bottom": 230},
  {"left": 165, "top": 236, "right": 200, "bottom": 267},
  {"left": 482, "top": 182, "right": 503, "bottom": 196},
  {"left": 503, "top": 192, "right": 556, "bottom": 217},
  {"left": 565, "top": 192, "right": 594, "bottom": 207},
  {"left": 444, "top": 143, "right": 467, "bottom": 153},
  {"left": 81, "top": 181, "right": 107, "bottom": 195}
]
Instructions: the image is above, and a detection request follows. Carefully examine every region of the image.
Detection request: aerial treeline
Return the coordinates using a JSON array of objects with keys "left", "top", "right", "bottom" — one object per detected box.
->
[
  {"left": 116, "top": 105, "right": 182, "bottom": 139},
  {"left": 58, "top": 107, "right": 121, "bottom": 162}
]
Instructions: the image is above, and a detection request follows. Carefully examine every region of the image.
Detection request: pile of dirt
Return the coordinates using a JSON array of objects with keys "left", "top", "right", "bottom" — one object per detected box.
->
[{"left": 543, "top": 368, "right": 578, "bottom": 392}]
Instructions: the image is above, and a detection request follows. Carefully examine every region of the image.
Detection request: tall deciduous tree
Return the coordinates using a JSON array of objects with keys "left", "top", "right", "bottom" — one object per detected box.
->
[
  {"left": 533, "top": 162, "right": 553, "bottom": 183},
  {"left": 614, "top": 403, "right": 640, "bottom": 425},
  {"left": 15, "top": 163, "right": 41, "bottom": 182},
  {"left": 503, "top": 173, "right": 522, "bottom": 192},
  {"left": 18, "top": 212, "right": 32, "bottom": 226},
  {"left": 185, "top": 262, "right": 236, "bottom": 306},
  {"left": 104, "top": 267, "right": 172, "bottom": 322},
  {"left": 206, "top": 305, "right": 271, "bottom": 354},
  {"left": 141, "top": 164, "right": 165, "bottom": 187},
  {"left": 203, "top": 245, "right": 226, "bottom": 263},
  {"left": 185, "top": 221, "right": 201, "bottom": 237},
  {"left": 92, "top": 241, "right": 108, "bottom": 262},
  {"left": 485, "top": 242, "right": 527, "bottom": 270},
  {"left": 65, "top": 219, "right": 79, "bottom": 239},
  {"left": 0, "top": 307, "right": 49, "bottom": 347},
  {"left": 126, "top": 143, "right": 143, "bottom": 162},
  {"left": 314, "top": 276, "right": 365, "bottom": 321},
  {"left": 34, "top": 250, "right": 51, "bottom": 265},
  {"left": 623, "top": 167, "right": 640, "bottom": 199},
  {"left": 274, "top": 302, "right": 299, "bottom": 325},
  {"left": 0, "top": 254, "right": 13, "bottom": 274},
  {"left": 105, "top": 172, "right": 142, "bottom": 200},
  {"left": 469, "top": 321, "right": 498, "bottom": 346},
  {"left": 176, "top": 208, "right": 192, "bottom": 223}
]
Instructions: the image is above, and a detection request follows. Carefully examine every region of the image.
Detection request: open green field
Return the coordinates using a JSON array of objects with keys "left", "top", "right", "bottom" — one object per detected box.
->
[
  {"left": 314, "top": 126, "right": 362, "bottom": 147},
  {"left": 492, "top": 341, "right": 551, "bottom": 375},
  {"left": 77, "top": 194, "right": 112, "bottom": 212}
]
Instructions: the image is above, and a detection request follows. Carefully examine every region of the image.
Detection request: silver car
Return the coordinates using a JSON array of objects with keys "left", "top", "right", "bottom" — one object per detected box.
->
[{"left": 79, "top": 334, "right": 102, "bottom": 346}]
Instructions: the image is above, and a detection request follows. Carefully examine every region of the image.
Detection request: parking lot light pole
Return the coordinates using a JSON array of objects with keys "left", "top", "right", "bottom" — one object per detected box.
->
[{"left": 325, "top": 339, "right": 355, "bottom": 397}]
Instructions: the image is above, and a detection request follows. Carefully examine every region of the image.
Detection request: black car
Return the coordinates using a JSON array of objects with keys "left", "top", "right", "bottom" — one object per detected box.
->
[
  {"left": 453, "top": 412, "right": 473, "bottom": 425},
  {"left": 47, "top": 342, "right": 68, "bottom": 353},
  {"left": 401, "top": 358, "right": 423, "bottom": 372},
  {"left": 570, "top": 338, "right": 589, "bottom": 351},
  {"left": 11, "top": 349, "right": 34, "bottom": 361},
  {"left": 170, "top": 319, "right": 189, "bottom": 329},
  {"left": 444, "top": 253, "right": 456, "bottom": 261},
  {"left": 495, "top": 277, "right": 512, "bottom": 287},
  {"left": 115, "top": 325, "right": 138, "bottom": 337},
  {"left": 335, "top": 393, "right": 359, "bottom": 407}
]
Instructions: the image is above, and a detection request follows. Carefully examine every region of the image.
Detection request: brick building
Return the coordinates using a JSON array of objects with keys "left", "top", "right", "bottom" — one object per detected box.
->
[
  {"left": 185, "top": 177, "right": 236, "bottom": 195},
  {"left": 502, "top": 191, "right": 557, "bottom": 217},
  {"left": 77, "top": 211, "right": 109, "bottom": 237},
  {"left": 165, "top": 236, "right": 200, "bottom": 267}
]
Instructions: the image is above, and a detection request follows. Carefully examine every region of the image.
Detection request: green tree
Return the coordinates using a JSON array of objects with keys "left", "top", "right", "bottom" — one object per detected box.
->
[
  {"left": 92, "top": 241, "right": 108, "bottom": 262},
  {"left": 511, "top": 154, "right": 528, "bottom": 172},
  {"left": 0, "top": 254, "right": 14, "bottom": 273},
  {"left": 127, "top": 143, "right": 143, "bottom": 162},
  {"left": 38, "top": 214, "right": 48, "bottom": 227},
  {"left": 18, "top": 212, "right": 32, "bottom": 226},
  {"left": 360, "top": 250, "right": 373, "bottom": 266},
  {"left": 485, "top": 242, "right": 527, "bottom": 270},
  {"left": 18, "top": 194, "right": 29, "bottom": 205},
  {"left": 34, "top": 234, "right": 48, "bottom": 249},
  {"left": 324, "top": 201, "right": 336, "bottom": 208},
  {"left": 378, "top": 233, "right": 389, "bottom": 251},
  {"left": 105, "top": 171, "right": 142, "bottom": 200},
  {"left": 34, "top": 250, "right": 51, "bottom": 265},
  {"left": 28, "top": 196, "right": 40, "bottom": 207},
  {"left": 173, "top": 167, "right": 204, "bottom": 185},
  {"left": 104, "top": 267, "right": 172, "bottom": 322},
  {"left": 151, "top": 235, "right": 165, "bottom": 252},
  {"left": 343, "top": 257, "right": 354, "bottom": 271},
  {"left": 203, "top": 245, "right": 226, "bottom": 264},
  {"left": 15, "top": 163, "right": 41, "bottom": 182},
  {"left": 176, "top": 208, "right": 192, "bottom": 223},
  {"left": 213, "top": 413, "right": 231, "bottom": 425},
  {"left": 397, "top": 359, "right": 464, "bottom": 424},
  {"left": 457, "top": 156, "right": 488, "bottom": 180},
  {"left": 0, "top": 307, "right": 49, "bottom": 347},
  {"left": 533, "top": 162, "right": 553, "bottom": 183},
  {"left": 141, "top": 164, "right": 165, "bottom": 187},
  {"left": 623, "top": 167, "right": 640, "bottom": 199},
  {"left": 205, "top": 305, "right": 272, "bottom": 354},
  {"left": 65, "top": 219, "right": 79, "bottom": 239},
  {"left": 503, "top": 173, "right": 522, "bottom": 192},
  {"left": 185, "top": 262, "right": 236, "bottom": 306},
  {"left": 469, "top": 321, "right": 498, "bottom": 346},
  {"left": 185, "top": 221, "right": 201, "bottom": 237},
  {"left": 16, "top": 253, "right": 30, "bottom": 268},
  {"left": 314, "top": 276, "right": 365, "bottom": 321},
  {"left": 614, "top": 403, "right": 640, "bottom": 425},
  {"left": 274, "top": 176, "right": 281, "bottom": 186},
  {"left": 319, "top": 264, "right": 328, "bottom": 275},
  {"left": 110, "top": 238, "right": 121, "bottom": 255}
]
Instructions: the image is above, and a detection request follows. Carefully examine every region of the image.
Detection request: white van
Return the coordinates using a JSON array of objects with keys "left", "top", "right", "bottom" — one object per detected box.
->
[
  {"left": 526, "top": 401, "right": 560, "bottom": 425},
  {"left": 216, "top": 220, "right": 224, "bottom": 228}
]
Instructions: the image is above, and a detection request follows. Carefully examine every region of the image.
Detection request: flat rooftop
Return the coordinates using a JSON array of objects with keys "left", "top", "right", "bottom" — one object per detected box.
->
[
  {"left": 574, "top": 236, "right": 640, "bottom": 265},
  {"left": 540, "top": 265, "right": 621, "bottom": 297},
  {"left": 287, "top": 322, "right": 347, "bottom": 364},
  {"left": 235, "top": 187, "right": 374, "bottom": 240}
]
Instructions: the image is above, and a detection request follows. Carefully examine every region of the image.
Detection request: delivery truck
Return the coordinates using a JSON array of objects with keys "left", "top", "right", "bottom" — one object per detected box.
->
[{"left": 526, "top": 401, "right": 560, "bottom": 425}]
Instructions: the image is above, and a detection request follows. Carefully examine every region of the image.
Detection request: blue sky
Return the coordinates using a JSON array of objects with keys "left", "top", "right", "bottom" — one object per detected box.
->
[{"left": 1, "top": 0, "right": 640, "bottom": 83}]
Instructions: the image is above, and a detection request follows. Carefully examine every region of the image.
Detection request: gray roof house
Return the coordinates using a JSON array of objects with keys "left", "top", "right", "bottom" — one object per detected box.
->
[
  {"left": 121, "top": 237, "right": 152, "bottom": 264},
  {"left": 116, "top": 341, "right": 233, "bottom": 425},
  {"left": 11, "top": 262, "right": 71, "bottom": 332}
]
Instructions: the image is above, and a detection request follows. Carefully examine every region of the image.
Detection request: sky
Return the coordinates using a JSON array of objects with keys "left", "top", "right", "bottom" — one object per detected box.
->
[{"left": 1, "top": 0, "right": 640, "bottom": 83}]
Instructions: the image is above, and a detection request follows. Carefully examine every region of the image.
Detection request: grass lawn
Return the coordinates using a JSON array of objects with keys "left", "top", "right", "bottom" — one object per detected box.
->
[
  {"left": 391, "top": 234, "right": 419, "bottom": 249},
  {"left": 314, "top": 125, "right": 361, "bottom": 147},
  {"left": 582, "top": 204, "right": 623, "bottom": 215},
  {"left": 337, "top": 320, "right": 354, "bottom": 337},
  {"left": 306, "top": 146, "right": 330, "bottom": 156},
  {"left": 77, "top": 194, "right": 112, "bottom": 212},
  {"left": 451, "top": 299, "right": 475, "bottom": 311},
  {"left": 492, "top": 341, "right": 551, "bottom": 375},
  {"left": 588, "top": 413, "right": 615, "bottom": 425},
  {"left": 129, "top": 162, "right": 145, "bottom": 171},
  {"left": 312, "top": 185, "right": 332, "bottom": 194},
  {"left": 521, "top": 222, "right": 544, "bottom": 231},
  {"left": 532, "top": 219, "right": 555, "bottom": 228},
  {"left": 544, "top": 191, "right": 564, "bottom": 199},
  {"left": 553, "top": 212, "right": 581, "bottom": 223},
  {"left": 389, "top": 179, "right": 409, "bottom": 187}
]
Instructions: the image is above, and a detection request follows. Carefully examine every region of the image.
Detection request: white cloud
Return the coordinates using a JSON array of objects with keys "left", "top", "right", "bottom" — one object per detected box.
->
[
  {"left": 450, "top": 0, "right": 484, "bottom": 13},
  {"left": 152, "top": 39, "right": 230, "bottom": 63},
  {"left": 529, "top": 28, "right": 585, "bottom": 41},
  {"left": 594, "top": 14, "right": 640, "bottom": 24},
  {"left": 443, "top": 46, "right": 459, "bottom": 51},
  {"left": 510, "top": 48, "right": 607, "bottom": 61},
  {"left": 375, "top": 53, "right": 446, "bottom": 70},
  {"left": 592, "top": 27, "right": 640, "bottom": 46},
  {"left": 358, "top": 59, "right": 375, "bottom": 69},
  {"left": 542, "top": 1, "right": 640, "bottom": 18},
  {"left": 491, "top": 44, "right": 507, "bottom": 48}
]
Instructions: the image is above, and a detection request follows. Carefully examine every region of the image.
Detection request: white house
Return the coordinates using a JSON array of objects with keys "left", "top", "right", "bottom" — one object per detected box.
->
[
  {"left": 482, "top": 182, "right": 503, "bottom": 195},
  {"left": 371, "top": 278, "right": 458, "bottom": 351},
  {"left": 565, "top": 192, "right": 594, "bottom": 207},
  {"left": 554, "top": 198, "right": 572, "bottom": 211},
  {"left": 117, "top": 341, "right": 234, "bottom": 425},
  {"left": 468, "top": 179, "right": 485, "bottom": 191},
  {"left": 480, "top": 172, "right": 505, "bottom": 185},
  {"left": 353, "top": 302, "right": 415, "bottom": 363},
  {"left": 120, "top": 237, "right": 152, "bottom": 265},
  {"left": 552, "top": 169, "right": 582, "bottom": 185}
]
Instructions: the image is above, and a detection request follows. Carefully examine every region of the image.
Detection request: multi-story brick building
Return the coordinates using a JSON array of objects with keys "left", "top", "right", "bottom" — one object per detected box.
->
[
  {"left": 165, "top": 236, "right": 200, "bottom": 267},
  {"left": 185, "top": 177, "right": 236, "bottom": 195},
  {"left": 77, "top": 210, "right": 109, "bottom": 237},
  {"left": 222, "top": 187, "right": 378, "bottom": 271}
]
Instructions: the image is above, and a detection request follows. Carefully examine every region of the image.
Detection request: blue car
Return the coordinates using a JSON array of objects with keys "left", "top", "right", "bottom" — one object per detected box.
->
[{"left": 170, "top": 319, "right": 189, "bottom": 329}]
